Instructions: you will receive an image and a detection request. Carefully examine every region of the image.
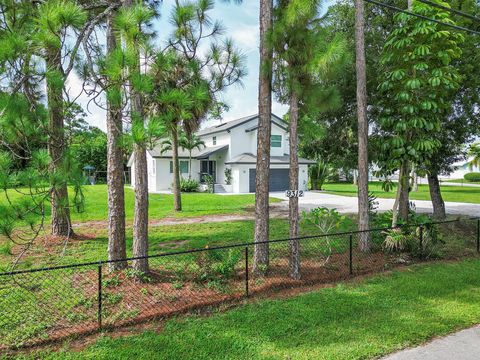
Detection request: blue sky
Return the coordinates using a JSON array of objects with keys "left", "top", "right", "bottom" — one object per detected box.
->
[{"left": 69, "top": 0, "right": 337, "bottom": 131}]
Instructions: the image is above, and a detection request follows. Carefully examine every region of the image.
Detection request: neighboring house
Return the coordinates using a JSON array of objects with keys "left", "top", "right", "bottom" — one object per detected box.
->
[
  {"left": 438, "top": 157, "right": 480, "bottom": 180},
  {"left": 127, "top": 113, "right": 315, "bottom": 193}
]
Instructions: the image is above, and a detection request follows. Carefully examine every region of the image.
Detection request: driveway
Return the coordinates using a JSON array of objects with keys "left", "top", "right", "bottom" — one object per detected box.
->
[
  {"left": 269, "top": 191, "right": 480, "bottom": 217},
  {"left": 381, "top": 325, "right": 480, "bottom": 360}
]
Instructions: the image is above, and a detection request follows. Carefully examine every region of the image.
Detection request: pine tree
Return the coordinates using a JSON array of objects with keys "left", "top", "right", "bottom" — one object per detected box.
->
[{"left": 271, "top": 0, "right": 349, "bottom": 279}]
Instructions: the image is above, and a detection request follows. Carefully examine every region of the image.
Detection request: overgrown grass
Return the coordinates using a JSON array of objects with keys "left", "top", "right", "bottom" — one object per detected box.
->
[
  {"left": 0, "top": 185, "right": 281, "bottom": 223},
  {"left": 15, "top": 259, "right": 480, "bottom": 360},
  {"left": 322, "top": 181, "right": 480, "bottom": 204}
]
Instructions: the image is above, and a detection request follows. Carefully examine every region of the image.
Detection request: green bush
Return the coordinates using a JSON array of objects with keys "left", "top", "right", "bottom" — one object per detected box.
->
[
  {"left": 192, "top": 248, "right": 241, "bottom": 283},
  {"left": 180, "top": 178, "right": 199, "bottom": 192},
  {"left": 464, "top": 172, "right": 480, "bottom": 182}
]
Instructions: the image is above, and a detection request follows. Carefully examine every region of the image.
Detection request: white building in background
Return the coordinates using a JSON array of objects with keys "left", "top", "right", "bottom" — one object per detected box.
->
[
  {"left": 127, "top": 113, "right": 315, "bottom": 193},
  {"left": 438, "top": 157, "right": 480, "bottom": 180}
]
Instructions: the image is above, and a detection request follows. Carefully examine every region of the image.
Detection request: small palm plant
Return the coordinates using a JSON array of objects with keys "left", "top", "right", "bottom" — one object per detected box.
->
[
  {"left": 180, "top": 134, "right": 205, "bottom": 179},
  {"left": 160, "top": 132, "right": 205, "bottom": 179},
  {"left": 467, "top": 142, "right": 480, "bottom": 170}
]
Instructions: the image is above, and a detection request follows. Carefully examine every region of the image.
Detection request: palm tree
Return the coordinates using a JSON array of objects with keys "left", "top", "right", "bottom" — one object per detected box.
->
[
  {"left": 159, "top": 133, "right": 205, "bottom": 179},
  {"left": 468, "top": 143, "right": 480, "bottom": 170},
  {"left": 181, "top": 134, "right": 206, "bottom": 179}
]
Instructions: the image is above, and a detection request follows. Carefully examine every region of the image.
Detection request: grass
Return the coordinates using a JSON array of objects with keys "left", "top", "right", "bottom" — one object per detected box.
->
[
  {"left": 322, "top": 181, "right": 480, "bottom": 204},
  {"left": 0, "top": 185, "right": 281, "bottom": 223},
  {"left": 0, "top": 218, "right": 333, "bottom": 272},
  {"left": 17, "top": 258, "right": 480, "bottom": 360}
]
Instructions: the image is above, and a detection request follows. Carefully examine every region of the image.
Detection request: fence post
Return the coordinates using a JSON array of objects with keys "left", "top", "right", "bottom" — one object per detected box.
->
[
  {"left": 349, "top": 235, "right": 353, "bottom": 276},
  {"left": 477, "top": 219, "right": 480, "bottom": 254},
  {"left": 98, "top": 264, "right": 102, "bottom": 329},
  {"left": 245, "top": 245, "right": 249, "bottom": 297},
  {"left": 419, "top": 225, "right": 424, "bottom": 259}
]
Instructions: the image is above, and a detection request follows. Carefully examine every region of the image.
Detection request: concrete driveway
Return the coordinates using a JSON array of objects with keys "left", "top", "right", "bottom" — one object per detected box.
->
[{"left": 269, "top": 191, "right": 480, "bottom": 217}]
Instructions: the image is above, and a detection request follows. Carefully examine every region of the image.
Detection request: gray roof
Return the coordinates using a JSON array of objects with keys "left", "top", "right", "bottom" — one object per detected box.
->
[
  {"left": 197, "top": 113, "right": 287, "bottom": 137},
  {"left": 147, "top": 144, "right": 228, "bottom": 159},
  {"left": 226, "top": 153, "right": 316, "bottom": 165}
]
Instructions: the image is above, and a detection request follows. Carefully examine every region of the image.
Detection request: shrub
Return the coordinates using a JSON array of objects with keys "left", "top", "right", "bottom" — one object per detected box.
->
[
  {"left": 302, "top": 207, "right": 351, "bottom": 234},
  {"left": 464, "top": 172, "right": 480, "bottom": 182},
  {"left": 309, "top": 160, "right": 335, "bottom": 190},
  {"left": 180, "top": 178, "right": 199, "bottom": 192},
  {"left": 203, "top": 174, "right": 214, "bottom": 193},
  {"left": 301, "top": 207, "right": 352, "bottom": 266},
  {"left": 192, "top": 248, "right": 241, "bottom": 283},
  {"left": 224, "top": 167, "right": 232, "bottom": 185}
]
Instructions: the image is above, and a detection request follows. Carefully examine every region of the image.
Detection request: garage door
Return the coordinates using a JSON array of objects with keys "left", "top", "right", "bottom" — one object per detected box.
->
[{"left": 249, "top": 168, "right": 290, "bottom": 193}]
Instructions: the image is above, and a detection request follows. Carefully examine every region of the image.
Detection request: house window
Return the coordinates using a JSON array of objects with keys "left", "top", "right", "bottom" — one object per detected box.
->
[
  {"left": 152, "top": 160, "right": 156, "bottom": 174},
  {"left": 271, "top": 135, "right": 282, "bottom": 148},
  {"left": 170, "top": 161, "right": 189, "bottom": 174},
  {"left": 213, "top": 136, "right": 217, "bottom": 145}
]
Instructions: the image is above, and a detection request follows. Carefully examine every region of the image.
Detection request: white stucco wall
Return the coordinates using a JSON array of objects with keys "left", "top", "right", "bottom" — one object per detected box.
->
[
  {"left": 227, "top": 121, "right": 289, "bottom": 159},
  {"left": 153, "top": 158, "right": 201, "bottom": 191}
]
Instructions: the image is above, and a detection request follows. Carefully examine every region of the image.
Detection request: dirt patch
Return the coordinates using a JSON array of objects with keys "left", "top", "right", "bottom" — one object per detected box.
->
[{"left": 70, "top": 211, "right": 289, "bottom": 232}]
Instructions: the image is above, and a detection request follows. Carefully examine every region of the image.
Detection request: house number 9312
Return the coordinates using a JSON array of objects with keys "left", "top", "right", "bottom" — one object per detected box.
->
[{"left": 285, "top": 190, "right": 304, "bottom": 198}]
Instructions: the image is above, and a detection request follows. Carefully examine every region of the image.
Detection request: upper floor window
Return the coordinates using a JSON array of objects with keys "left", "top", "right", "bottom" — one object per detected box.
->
[
  {"left": 271, "top": 135, "right": 282, "bottom": 148},
  {"left": 213, "top": 136, "right": 217, "bottom": 145}
]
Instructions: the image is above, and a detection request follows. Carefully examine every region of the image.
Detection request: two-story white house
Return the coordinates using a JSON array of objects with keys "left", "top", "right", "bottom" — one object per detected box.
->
[{"left": 127, "top": 113, "right": 315, "bottom": 193}]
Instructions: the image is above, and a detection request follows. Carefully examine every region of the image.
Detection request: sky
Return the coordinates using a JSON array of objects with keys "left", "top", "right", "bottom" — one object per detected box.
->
[{"left": 67, "top": 0, "right": 337, "bottom": 132}]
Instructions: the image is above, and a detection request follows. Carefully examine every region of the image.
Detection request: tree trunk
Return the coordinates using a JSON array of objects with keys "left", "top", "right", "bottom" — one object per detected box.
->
[
  {"left": 354, "top": 0, "right": 370, "bottom": 251},
  {"left": 132, "top": 140, "right": 149, "bottom": 273},
  {"left": 289, "top": 92, "right": 300, "bottom": 280},
  {"left": 398, "top": 161, "right": 410, "bottom": 223},
  {"left": 171, "top": 126, "right": 182, "bottom": 211},
  {"left": 411, "top": 164, "right": 419, "bottom": 192},
  {"left": 106, "top": 9, "right": 127, "bottom": 271},
  {"left": 189, "top": 151, "right": 192, "bottom": 179},
  {"left": 253, "top": 0, "right": 273, "bottom": 275},
  {"left": 428, "top": 172, "right": 446, "bottom": 220},
  {"left": 46, "top": 47, "right": 74, "bottom": 238},
  {"left": 126, "top": 0, "right": 149, "bottom": 273},
  {"left": 392, "top": 172, "right": 402, "bottom": 227}
]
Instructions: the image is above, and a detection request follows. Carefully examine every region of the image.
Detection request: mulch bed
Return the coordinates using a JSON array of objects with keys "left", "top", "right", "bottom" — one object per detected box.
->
[{"left": 1, "top": 250, "right": 393, "bottom": 353}]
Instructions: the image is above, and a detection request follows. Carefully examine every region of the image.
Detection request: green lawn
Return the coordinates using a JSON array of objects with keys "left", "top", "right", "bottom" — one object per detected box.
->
[
  {"left": 0, "top": 218, "right": 334, "bottom": 272},
  {"left": 322, "top": 181, "right": 480, "bottom": 204},
  {"left": 0, "top": 185, "right": 281, "bottom": 223},
  {"left": 19, "top": 259, "right": 480, "bottom": 360}
]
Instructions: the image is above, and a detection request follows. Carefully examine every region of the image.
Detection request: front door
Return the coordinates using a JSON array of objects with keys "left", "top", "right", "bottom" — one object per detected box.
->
[{"left": 200, "top": 160, "right": 216, "bottom": 183}]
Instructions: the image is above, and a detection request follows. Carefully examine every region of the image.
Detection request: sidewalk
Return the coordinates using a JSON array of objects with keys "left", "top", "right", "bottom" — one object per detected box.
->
[{"left": 382, "top": 325, "right": 480, "bottom": 360}]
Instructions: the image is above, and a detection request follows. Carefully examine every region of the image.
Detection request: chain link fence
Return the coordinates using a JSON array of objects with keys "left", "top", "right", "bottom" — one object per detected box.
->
[{"left": 0, "top": 218, "right": 478, "bottom": 351}]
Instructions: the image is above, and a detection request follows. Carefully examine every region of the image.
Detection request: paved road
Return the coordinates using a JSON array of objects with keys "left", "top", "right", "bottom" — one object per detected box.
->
[
  {"left": 382, "top": 326, "right": 480, "bottom": 360},
  {"left": 439, "top": 181, "right": 480, "bottom": 188},
  {"left": 269, "top": 191, "right": 480, "bottom": 217}
]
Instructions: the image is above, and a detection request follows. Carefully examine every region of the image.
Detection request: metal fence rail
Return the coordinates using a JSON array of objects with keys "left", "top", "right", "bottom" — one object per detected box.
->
[{"left": 0, "top": 218, "right": 478, "bottom": 351}]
